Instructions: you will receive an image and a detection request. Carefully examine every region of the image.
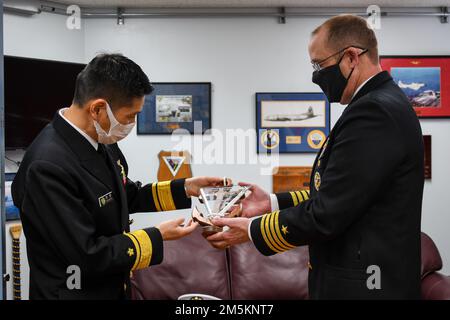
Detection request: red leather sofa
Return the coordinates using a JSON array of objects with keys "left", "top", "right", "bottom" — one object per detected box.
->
[{"left": 131, "top": 229, "right": 450, "bottom": 300}]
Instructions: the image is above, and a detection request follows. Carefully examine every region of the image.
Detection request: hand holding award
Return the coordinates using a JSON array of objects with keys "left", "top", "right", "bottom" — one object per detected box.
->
[{"left": 192, "top": 182, "right": 249, "bottom": 236}]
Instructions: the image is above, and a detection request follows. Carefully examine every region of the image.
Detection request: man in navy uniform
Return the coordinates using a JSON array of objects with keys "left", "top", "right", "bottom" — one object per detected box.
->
[
  {"left": 207, "top": 15, "right": 424, "bottom": 299},
  {"left": 12, "top": 53, "right": 224, "bottom": 299}
]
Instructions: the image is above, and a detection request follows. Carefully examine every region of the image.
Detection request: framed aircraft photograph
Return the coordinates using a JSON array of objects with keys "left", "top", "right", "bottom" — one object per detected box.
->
[
  {"left": 380, "top": 56, "right": 450, "bottom": 118},
  {"left": 137, "top": 82, "right": 211, "bottom": 134},
  {"left": 256, "top": 92, "right": 330, "bottom": 153}
]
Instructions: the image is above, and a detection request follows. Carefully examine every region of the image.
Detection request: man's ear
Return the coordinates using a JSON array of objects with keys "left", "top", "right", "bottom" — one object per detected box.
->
[
  {"left": 346, "top": 48, "right": 360, "bottom": 68},
  {"left": 88, "top": 99, "right": 107, "bottom": 120}
]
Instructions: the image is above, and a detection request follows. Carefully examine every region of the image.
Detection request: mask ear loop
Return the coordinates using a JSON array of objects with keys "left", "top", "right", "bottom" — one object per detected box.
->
[
  {"left": 103, "top": 103, "right": 121, "bottom": 134},
  {"left": 346, "top": 67, "right": 355, "bottom": 81},
  {"left": 338, "top": 50, "right": 355, "bottom": 81}
]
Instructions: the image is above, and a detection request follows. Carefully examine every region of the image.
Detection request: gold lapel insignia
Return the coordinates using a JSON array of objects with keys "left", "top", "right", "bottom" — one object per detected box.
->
[
  {"left": 98, "top": 192, "right": 113, "bottom": 208},
  {"left": 117, "top": 160, "right": 126, "bottom": 185},
  {"left": 314, "top": 172, "right": 321, "bottom": 191}
]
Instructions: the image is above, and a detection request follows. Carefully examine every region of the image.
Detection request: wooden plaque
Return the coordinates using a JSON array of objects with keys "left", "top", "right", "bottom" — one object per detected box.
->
[
  {"left": 273, "top": 166, "right": 312, "bottom": 193},
  {"left": 157, "top": 150, "right": 193, "bottom": 181},
  {"left": 424, "top": 135, "right": 431, "bottom": 180}
]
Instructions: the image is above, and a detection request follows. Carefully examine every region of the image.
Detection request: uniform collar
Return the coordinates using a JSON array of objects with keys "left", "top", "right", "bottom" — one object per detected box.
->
[
  {"left": 350, "top": 74, "right": 376, "bottom": 103},
  {"left": 59, "top": 108, "right": 98, "bottom": 151},
  {"left": 349, "top": 71, "right": 393, "bottom": 104},
  {"left": 332, "top": 71, "right": 394, "bottom": 131},
  {"left": 52, "top": 109, "right": 100, "bottom": 162}
]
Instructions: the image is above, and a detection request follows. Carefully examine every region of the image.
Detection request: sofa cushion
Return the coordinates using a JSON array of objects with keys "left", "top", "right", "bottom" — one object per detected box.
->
[
  {"left": 131, "top": 228, "right": 231, "bottom": 300},
  {"left": 421, "top": 232, "right": 443, "bottom": 279},
  {"left": 421, "top": 272, "right": 450, "bottom": 300},
  {"left": 228, "top": 242, "right": 309, "bottom": 299}
]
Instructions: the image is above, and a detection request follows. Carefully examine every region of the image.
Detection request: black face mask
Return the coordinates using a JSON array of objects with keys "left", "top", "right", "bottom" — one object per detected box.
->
[{"left": 312, "top": 55, "right": 354, "bottom": 103}]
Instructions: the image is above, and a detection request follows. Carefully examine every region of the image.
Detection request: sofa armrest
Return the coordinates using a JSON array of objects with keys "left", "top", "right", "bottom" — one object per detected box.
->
[{"left": 421, "top": 272, "right": 450, "bottom": 300}]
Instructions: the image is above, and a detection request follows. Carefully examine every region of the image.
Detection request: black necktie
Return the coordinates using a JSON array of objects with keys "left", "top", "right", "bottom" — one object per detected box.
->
[
  {"left": 98, "top": 143, "right": 119, "bottom": 189},
  {"left": 97, "top": 144, "right": 108, "bottom": 163}
]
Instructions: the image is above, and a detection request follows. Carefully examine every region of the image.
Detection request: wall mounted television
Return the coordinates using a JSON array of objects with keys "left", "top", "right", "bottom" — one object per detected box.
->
[{"left": 4, "top": 56, "right": 86, "bottom": 150}]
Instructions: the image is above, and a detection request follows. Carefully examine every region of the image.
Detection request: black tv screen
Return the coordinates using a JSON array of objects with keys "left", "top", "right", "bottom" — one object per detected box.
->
[{"left": 4, "top": 56, "right": 86, "bottom": 149}]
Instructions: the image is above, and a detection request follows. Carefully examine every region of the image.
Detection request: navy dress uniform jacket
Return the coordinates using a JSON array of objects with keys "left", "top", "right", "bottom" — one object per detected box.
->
[
  {"left": 12, "top": 111, "right": 191, "bottom": 299},
  {"left": 250, "top": 71, "right": 424, "bottom": 299}
]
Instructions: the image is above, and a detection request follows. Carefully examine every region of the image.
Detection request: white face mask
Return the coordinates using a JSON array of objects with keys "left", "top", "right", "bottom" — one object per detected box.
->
[{"left": 93, "top": 103, "right": 135, "bottom": 144}]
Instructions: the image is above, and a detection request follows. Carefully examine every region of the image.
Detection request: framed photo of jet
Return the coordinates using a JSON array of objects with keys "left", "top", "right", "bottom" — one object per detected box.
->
[
  {"left": 137, "top": 82, "right": 211, "bottom": 134},
  {"left": 380, "top": 56, "right": 450, "bottom": 118},
  {"left": 256, "top": 92, "right": 330, "bottom": 153}
]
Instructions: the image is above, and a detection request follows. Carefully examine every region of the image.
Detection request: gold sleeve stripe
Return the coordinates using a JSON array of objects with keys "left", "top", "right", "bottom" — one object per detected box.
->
[
  {"left": 264, "top": 213, "right": 286, "bottom": 253},
  {"left": 164, "top": 181, "right": 176, "bottom": 210},
  {"left": 156, "top": 183, "right": 168, "bottom": 211},
  {"left": 274, "top": 211, "right": 296, "bottom": 249},
  {"left": 290, "top": 192, "right": 299, "bottom": 206},
  {"left": 270, "top": 211, "right": 294, "bottom": 250},
  {"left": 295, "top": 191, "right": 304, "bottom": 202},
  {"left": 133, "top": 230, "right": 153, "bottom": 269},
  {"left": 124, "top": 233, "right": 141, "bottom": 270},
  {"left": 268, "top": 212, "right": 292, "bottom": 251},
  {"left": 127, "top": 230, "right": 153, "bottom": 270},
  {"left": 302, "top": 190, "right": 310, "bottom": 200},
  {"left": 152, "top": 183, "right": 162, "bottom": 212},
  {"left": 260, "top": 214, "right": 283, "bottom": 253},
  {"left": 157, "top": 181, "right": 176, "bottom": 211}
]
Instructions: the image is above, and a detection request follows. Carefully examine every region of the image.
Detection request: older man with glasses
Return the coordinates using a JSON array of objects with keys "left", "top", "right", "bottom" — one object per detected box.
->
[{"left": 206, "top": 15, "right": 424, "bottom": 300}]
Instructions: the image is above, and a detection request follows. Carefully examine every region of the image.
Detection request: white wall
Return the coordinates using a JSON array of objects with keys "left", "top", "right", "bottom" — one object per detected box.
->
[
  {"left": 3, "top": 11, "right": 450, "bottom": 300},
  {"left": 3, "top": 11, "right": 84, "bottom": 62}
]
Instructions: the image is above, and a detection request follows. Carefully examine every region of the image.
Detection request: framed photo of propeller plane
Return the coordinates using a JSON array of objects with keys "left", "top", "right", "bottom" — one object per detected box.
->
[
  {"left": 380, "top": 56, "right": 450, "bottom": 118},
  {"left": 256, "top": 92, "right": 330, "bottom": 153}
]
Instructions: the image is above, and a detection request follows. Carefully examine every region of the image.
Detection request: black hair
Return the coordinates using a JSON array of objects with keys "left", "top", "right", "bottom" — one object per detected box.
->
[{"left": 73, "top": 53, "right": 153, "bottom": 108}]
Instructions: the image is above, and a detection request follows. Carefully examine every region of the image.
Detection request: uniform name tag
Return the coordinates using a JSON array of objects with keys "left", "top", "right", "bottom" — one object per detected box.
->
[{"left": 98, "top": 192, "right": 113, "bottom": 208}]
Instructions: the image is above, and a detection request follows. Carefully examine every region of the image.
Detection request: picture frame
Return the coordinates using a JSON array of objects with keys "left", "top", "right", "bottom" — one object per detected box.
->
[
  {"left": 137, "top": 82, "right": 211, "bottom": 134},
  {"left": 5, "top": 173, "right": 20, "bottom": 221},
  {"left": 424, "top": 135, "right": 432, "bottom": 180},
  {"left": 380, "top": 56, "right": 450, "bottom": 118},
  {"left": 256, "top": 92, "right": 330, "bottom": 153}
]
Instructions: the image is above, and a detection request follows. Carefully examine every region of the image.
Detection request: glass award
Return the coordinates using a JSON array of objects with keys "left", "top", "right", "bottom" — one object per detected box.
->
[{"left": 192, "top": 185, "right": 249, "bottom": 235}]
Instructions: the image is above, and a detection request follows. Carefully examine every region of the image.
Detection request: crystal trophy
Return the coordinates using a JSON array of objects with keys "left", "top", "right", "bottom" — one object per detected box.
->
[{"left": 192, "top": 185, "right": 249, "bottom": 235}]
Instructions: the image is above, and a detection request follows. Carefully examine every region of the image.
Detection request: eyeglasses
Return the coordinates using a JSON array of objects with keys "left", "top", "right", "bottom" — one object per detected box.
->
[{"left": 311, "top": 46, "right": 368, "bottom": 72}]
